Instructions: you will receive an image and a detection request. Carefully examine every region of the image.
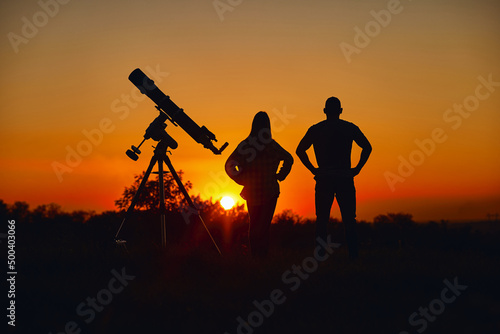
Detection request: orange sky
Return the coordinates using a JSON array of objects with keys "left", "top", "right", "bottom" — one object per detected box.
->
[{"left": 1, "top": 0, "right": 499, "bottom": 221}]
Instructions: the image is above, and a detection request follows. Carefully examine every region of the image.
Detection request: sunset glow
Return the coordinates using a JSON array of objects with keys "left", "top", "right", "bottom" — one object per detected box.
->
[{"left": 1, "top": 0, "right": 499, "bottom": 222}]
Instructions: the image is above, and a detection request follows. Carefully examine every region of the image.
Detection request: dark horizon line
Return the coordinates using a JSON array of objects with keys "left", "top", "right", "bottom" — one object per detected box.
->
[{"left": 2, "top": 198, "right": 499, "bottom": 225}]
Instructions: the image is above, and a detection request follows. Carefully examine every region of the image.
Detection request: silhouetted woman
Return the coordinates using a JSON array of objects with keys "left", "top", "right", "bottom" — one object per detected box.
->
[{"left": 225, "top": 111, "right": 293, "bottom": 257}]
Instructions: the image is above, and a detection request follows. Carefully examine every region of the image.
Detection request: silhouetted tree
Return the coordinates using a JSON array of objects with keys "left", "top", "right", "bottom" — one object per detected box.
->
[
  {"left": 32, "top": 203, "right": 63, "bottom": 220},
  {"left": 374, "top": 213, "right": 414, "bottom": 226},
  {"left": 273, "top": 209, "right": 303, "bottom": 226},
  {"left": 10, "top": 201, "right": 30, "bottom": 221},
  {"left": 70, "top": 210, "right": 95, "bottom": 224},
  {"left": 115, "top": 170, "right": 192, "bottom": 212},
  {"left": 0, "top": 200, "right": 8, "bottom": 220}
]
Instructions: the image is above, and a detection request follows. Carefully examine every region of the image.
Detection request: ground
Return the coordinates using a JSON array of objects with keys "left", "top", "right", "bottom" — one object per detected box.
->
[{"left": 13, "top": 220, "right": 500, "bottom": 334}]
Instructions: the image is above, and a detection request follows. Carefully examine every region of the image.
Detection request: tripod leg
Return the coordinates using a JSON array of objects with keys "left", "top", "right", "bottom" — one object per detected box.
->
[
  {"left": 158, "top": 156, "right": 167, "bottom": 249},
  {"left": 162, "top": 154, "right": 222, "bottom": 255},
  {"left": 115, "top": 155, "right": 158, "bottom": 240}
]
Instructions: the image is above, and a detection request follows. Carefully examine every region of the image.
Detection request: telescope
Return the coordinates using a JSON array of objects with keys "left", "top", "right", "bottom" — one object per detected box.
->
[
  {"left": 115, "top": 68, "right": 225, "bottom": 254},
  {"left": 126, "top": 68, "right": 228, "bottom": 160}
]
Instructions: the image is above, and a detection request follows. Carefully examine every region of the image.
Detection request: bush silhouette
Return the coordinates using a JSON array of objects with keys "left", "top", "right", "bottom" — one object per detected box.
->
[{"left": 115, "top": 170, "right": 192, "bottom": 212}]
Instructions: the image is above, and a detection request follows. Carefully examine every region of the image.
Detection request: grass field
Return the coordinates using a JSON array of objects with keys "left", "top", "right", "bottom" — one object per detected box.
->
[{"left": 8, "top": 209, "right": 500, "bottom": 334}]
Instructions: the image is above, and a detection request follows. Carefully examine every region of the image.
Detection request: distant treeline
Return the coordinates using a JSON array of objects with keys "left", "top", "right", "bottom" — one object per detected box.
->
[{"left": 2, "top": 199, "right": 499, "bottom": 258}]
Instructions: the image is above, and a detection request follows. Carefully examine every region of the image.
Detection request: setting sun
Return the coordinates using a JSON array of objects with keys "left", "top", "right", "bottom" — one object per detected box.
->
[{"left": 220, "top": 196, "right": 236, "bottom": 210}]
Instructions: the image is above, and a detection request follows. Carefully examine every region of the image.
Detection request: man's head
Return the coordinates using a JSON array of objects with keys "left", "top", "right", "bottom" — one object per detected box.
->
[{"left": 324, "top": 97, "right": 342, "bottom": 116}]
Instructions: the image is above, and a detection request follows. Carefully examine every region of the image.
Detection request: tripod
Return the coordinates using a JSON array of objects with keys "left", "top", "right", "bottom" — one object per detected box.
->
[{"left": 114, "top": 139, "right": 222, "bottom": 255}]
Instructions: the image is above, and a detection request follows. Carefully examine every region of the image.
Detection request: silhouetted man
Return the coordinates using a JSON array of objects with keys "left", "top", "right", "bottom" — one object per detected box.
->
[{"left": 296, "top": 97, "right": 371, "bottom": 258}]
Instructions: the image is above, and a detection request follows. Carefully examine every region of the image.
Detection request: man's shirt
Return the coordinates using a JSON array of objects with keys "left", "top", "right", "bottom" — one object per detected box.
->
[{"left": 302, "top": 119, "right": 366, "bottom": 172}]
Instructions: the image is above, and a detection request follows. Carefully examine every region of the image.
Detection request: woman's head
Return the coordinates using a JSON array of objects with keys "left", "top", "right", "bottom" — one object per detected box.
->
[{"left": 250, "top": 111, "right": 272, "bottom": 140}]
